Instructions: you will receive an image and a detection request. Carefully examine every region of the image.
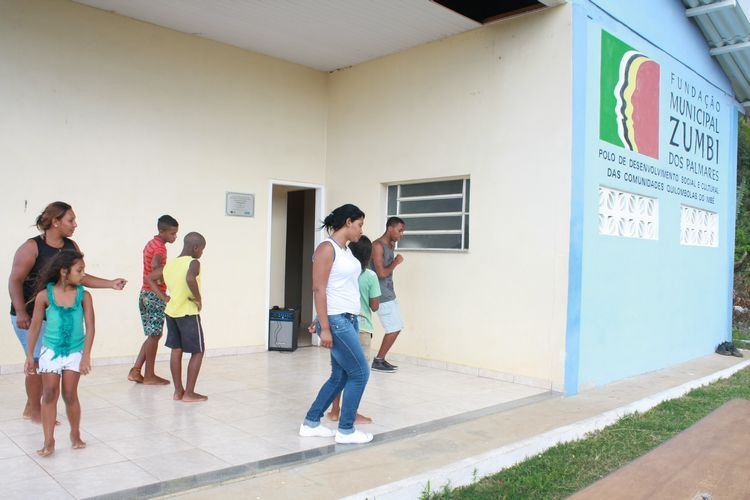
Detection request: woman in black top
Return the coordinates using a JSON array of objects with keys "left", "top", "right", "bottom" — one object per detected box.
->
[{"left": 8, "top": 201, "right": 126, "bottom": 422}]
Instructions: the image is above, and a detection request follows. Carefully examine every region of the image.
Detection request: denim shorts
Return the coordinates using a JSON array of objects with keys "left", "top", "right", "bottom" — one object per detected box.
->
[
  {"left": 377, "top": 299, "right": 403, "bottom": 333},
  {"left": 11, "top": 315, "right": 44, "bottom": 361}
]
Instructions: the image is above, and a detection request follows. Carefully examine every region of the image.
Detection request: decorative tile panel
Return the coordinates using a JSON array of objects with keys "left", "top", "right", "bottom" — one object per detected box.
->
[
  {"left": 598, "top": 186, "right": 658, "bottom": 240},
  {"left": 680, "top": 205, "right": 719, "bottom": 247}
]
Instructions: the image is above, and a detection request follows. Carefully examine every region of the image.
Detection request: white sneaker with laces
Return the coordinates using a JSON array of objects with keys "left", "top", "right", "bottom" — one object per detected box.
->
[
  {"left": 335, "top": 429, "right": 373, "bottom": 444},
  {"left": 299, "top": 423, "right": 335, "bottom": 438}
]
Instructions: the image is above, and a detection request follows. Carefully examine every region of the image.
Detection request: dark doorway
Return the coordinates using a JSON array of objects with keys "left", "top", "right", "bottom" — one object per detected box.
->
[{"left": 283, "top": 189, "right": 316, "bottom": 346}]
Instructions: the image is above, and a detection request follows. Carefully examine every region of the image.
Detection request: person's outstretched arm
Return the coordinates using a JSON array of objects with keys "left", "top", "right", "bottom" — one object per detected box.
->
[{"left": 70, "top": 241, "right": 127, "bottom": 290}]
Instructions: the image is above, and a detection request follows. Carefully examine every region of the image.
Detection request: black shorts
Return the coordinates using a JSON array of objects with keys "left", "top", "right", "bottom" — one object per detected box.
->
[{"left": 165, "top": 315, "right": 205, "bottom": 353}]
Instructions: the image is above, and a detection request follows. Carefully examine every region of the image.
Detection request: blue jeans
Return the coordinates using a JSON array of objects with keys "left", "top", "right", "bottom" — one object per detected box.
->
[
  {"left": 304, "top": 313, "right": 370, "bottom": 433},
  {"left": 11, "top": 315, "right": 44, "bottom": 361}
]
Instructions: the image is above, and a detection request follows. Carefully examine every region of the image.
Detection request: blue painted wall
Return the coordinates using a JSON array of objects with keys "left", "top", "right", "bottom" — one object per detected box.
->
[
  {"left": 565, "top": 0, "right": 739, "bottom": 393},
  {"left": 590, "top": 0, "right": 732, "bottom": 94}
]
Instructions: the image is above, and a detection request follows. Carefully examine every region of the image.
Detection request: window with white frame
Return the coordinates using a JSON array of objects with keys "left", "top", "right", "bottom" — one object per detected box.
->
[{"left": 386, "top": 178, "right": 470, "bottom": 251}]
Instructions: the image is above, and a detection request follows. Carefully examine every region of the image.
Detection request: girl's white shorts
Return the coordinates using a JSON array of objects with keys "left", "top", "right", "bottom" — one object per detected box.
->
[{"left": 38, "top": 346, "right": 82, "bottom": 375}]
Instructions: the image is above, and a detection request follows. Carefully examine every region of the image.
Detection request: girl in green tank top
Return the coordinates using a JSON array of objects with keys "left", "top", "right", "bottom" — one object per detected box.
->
[{"left": 24, "top": 250, "right": 96, "bottom": 457}]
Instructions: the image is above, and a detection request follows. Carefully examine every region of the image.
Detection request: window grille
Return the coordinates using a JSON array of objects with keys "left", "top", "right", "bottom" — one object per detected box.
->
[
  {"left": 680, "top": 205, "right": 718, "bottom": 247},
  {"left": 386, "top": 178, "right": 470, "bottom": 251},
  {"left": 598, "top": 186, "right": 658, "bottom": 240}
]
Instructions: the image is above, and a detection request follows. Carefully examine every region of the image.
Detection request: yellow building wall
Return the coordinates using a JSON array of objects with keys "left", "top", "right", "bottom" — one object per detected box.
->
[
  {"left": 0, "top": 0, "right": 328, "bottom": 365},
  {"left": 325, "top": 6, "right": 572, "bottom": 389}
]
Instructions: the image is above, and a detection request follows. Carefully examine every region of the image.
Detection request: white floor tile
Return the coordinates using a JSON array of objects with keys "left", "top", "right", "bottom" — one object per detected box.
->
[
  {"left": 107, "top": 431, "right": 194, "bottom": 460},
  {"left": 132, "top": 448, "right": 231, "bottom": 481},
  {"left": 0, "top": 454, "right": 50, "bottom": 483},
  {"left": 0, "top": 348, "right": 547, "bottom": 498},
  {"left": 3, "top": 473, "right": 73, "bottom": 500},
  {"left": 200, "top": 435, "right": 293, "bottom": 465},
  {"left": 30, "top": 440, "right": 128, "bottom": 475},
  {"left": 54, "top": 460, "right": 157, "bottom": 497}
]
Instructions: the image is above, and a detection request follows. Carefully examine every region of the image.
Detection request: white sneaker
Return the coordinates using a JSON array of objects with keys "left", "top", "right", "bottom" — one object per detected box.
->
[
  {"left": 299, "top": 423, "right": 335, "bottom": 438},
  {"left": 335, "top": 429, "right": 373, "bottom": 444}
]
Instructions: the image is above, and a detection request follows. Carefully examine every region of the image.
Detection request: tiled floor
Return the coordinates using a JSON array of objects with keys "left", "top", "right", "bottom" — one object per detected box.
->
[{"left": 0, "top": 348, "right": 548, "bottom": 499}]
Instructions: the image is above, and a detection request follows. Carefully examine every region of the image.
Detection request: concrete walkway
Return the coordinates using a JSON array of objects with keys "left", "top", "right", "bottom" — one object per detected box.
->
[{"left": 166, "top": 353, "right": 750, "bottom": 500}]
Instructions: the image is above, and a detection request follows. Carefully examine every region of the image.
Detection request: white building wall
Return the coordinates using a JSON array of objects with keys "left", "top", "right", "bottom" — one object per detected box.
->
[
  {"left": 0, "top": 0, "right": 328, "bottom": 365},
  {"left": 325, "top": 6, "right": 573, "bottom": 389},
  {"left": 1, "top": 0, "right": 573, "bottom": 389}
]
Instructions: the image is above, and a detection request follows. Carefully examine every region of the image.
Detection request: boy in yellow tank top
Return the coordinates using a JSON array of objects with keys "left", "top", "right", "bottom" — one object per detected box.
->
[{"left": 163, "top": 232, "right": 207, "bottom": 402}]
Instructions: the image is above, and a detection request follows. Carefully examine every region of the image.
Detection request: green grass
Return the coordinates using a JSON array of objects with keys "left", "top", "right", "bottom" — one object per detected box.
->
[
  {"left": 734, "top": 326, "right": 750, "bottom": 347},
  {"left": 422, "top": 367, "right": 750, "bottom": 500}
]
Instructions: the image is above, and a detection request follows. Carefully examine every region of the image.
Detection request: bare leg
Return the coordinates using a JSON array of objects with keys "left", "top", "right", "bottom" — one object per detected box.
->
[
  {"left": 327, "top": 393, "right": 371, "bottom": 423},
  {"left": 128, "top": 339, "right": 145, "bottom": 383},
  {"left": 141, "top": 335, "right": 169, "bottom": 385},
  {"left": 130, "top": 339, "right": 147, "bottom": 380},
  {"left": 170, "top": 348, "right": 184, "bottom": 400},
  {"left": 354, "top": 412, "right": 373, "bottom": 424},
  {"left": 38, "top": 373, "right": 59, "bottom": 456},
  {"left": 181, "top": 352, "right": 207, "bottom": 402},
  {"left": 327, "top": 393, "right": 342, "bottom": 421},
  {"left": 25, "top": 369, "right": 43, "bottom": 422},
  {"left": 61, "top": 370, "right": 85, "bottom": 449},
  {"left": 128, "top": 366, "right": 144, "bottom": 383},
  {"left": 376, "top": 331, "right": 400, "bottom": 359}
]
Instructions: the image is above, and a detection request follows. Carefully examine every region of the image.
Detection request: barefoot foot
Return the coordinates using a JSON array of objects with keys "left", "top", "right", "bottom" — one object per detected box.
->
[
  {"left": 181, "top": 391, "right": 208, "bottom": 403},
  {"left": 173, "top": 389, "right": 184, "bottom": 401},
  {"left": 355, "top": 413, "right": 373, "bottom": 424},
  {"left": 128, "top": 368, "right": 144, "bottom": 383},
  {"left": 326, "top": 410, "right": 340, "bottom": 422},
  {"left": 37, "top": 441, "right": 55, "bottom": 457},
  {"left": 71, "top": 433, "right": 86, "bottom": 449},
  {"left": 143, "top": 375, "right": 170, "bottom": 385}
]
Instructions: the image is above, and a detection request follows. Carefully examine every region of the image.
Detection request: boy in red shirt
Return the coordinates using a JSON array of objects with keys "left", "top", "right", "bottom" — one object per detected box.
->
[{"left": 128, "top": 215, "right": 178, "bottom": 384}]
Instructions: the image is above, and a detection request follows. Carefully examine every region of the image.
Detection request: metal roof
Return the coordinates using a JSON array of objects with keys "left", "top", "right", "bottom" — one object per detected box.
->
[{"left": 683, "top": 0, "right": 750, "bottom": 109}]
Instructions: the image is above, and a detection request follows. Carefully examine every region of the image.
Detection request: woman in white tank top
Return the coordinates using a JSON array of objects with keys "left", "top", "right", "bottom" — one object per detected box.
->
[{"left": 298, "top": 204, "right": 374, "bottom": 445}]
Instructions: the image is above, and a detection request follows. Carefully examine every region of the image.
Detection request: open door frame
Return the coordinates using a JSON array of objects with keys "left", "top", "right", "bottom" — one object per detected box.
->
[{"left": 265, "top": 179, "right": 325, "bottom": 348}]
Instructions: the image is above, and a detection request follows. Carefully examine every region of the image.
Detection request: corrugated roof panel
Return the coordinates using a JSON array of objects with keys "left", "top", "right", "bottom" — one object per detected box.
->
[{"left": 684, "top": 0, "right": 750, "bottom": 106}]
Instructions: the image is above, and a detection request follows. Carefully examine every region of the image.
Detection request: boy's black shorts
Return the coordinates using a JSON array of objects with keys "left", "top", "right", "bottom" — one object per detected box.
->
[{"left": 165, "top": 314, "right": 205, "bottom": 353}]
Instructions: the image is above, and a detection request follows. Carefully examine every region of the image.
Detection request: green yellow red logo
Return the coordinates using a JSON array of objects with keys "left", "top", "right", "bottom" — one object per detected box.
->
[{"left": 600, "top": 30, "right": 660, "bottom": 160}]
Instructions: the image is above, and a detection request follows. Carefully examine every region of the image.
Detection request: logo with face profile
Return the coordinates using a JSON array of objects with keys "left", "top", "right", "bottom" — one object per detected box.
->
[{"left": 600, "top": 30, "right": 660, "bottom": 160}]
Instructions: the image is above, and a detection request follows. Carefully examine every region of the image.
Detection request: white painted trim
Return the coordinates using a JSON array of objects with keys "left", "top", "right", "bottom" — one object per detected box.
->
[
  {"left": 265, "top": 179, "right": 325, "bottom": 350},
  {"left": 344, "top": 358, "right": 750, "bottom": 500},
  {"left": 390, "top": 212, "right": 465, "bottom": 218},
  {"left": 384, "top": 351, "right": 556, "bottom": 391},
  {"left": 398, "top": 194, "right": 463, "bottom": 201},
  {"left": 0, "top": 345, "right": 268, "bottom": 375},
  {"left": 404, "top": 230, "right": 463, "bottom": 235}
]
